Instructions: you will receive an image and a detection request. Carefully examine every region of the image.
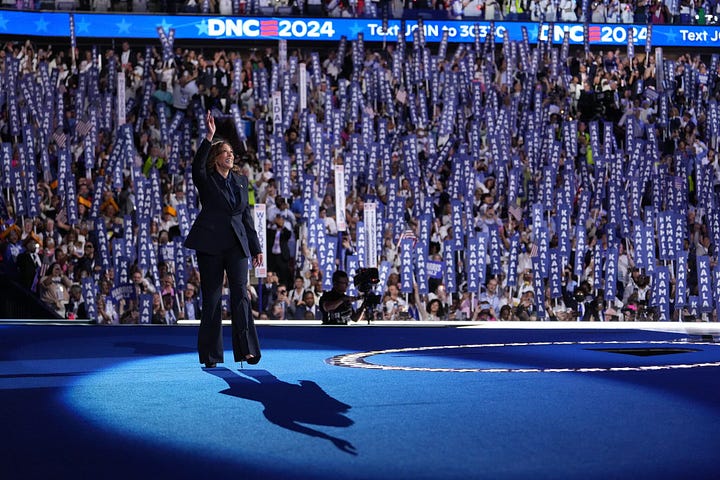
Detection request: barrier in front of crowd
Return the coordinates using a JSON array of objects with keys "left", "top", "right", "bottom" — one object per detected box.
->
[{"left": 2, "top": 9, "right": 720, "bottom": 46}]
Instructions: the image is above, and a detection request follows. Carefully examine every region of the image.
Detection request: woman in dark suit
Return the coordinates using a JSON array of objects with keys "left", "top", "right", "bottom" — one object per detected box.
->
[{"left": 185, "top": 112, "right": 263, "bottom": 368}]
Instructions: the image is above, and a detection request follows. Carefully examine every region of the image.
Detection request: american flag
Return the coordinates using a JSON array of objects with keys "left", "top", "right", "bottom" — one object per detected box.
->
[
  {"left": 509, "top": 205, "right": 523, "bottom": 222},
  {"left": 399, "top": 228, "right": 418, "bottom": 248},
  {"left": 529, "top": 243, "right": 539, "bottom": 257},
  {"left": 76, "top": 120, "right": 92, "bottom": 138},
  {"left": 56, "top": 207, "right": 67, "bottom": 226},
  {"left": 52, "top": 131, "right": 66, "bottom": 148}
]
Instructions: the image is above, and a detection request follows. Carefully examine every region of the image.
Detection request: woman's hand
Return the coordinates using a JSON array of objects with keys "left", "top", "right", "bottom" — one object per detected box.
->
[
  {"left": 205, "top": 111, "right": 216, "bottom": 141},
  {"left": 252, "top": 253, "right": 263, "bottom": 268}
]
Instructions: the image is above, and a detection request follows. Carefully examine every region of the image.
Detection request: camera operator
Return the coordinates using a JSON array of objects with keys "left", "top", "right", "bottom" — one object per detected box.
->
[{"left": 319, "top": 270, "right": 366, "bottom": 325}]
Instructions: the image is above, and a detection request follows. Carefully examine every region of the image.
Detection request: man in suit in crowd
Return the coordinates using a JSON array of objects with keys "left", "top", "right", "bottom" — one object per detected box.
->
[
  {"left": 16, "top": 236, "right": 42, "bottom": 291},
  {"left": 266, "top": 214, "right": 293, "bottom": 289},
  {"left": 294, "top": 290, "right": 323, "bottom": 321},
  {"left": 74, "top": 242, "right": 99, "bottom": 280},
  {"left": 182, "top": 283, "right": 202, "bottom": 321}
]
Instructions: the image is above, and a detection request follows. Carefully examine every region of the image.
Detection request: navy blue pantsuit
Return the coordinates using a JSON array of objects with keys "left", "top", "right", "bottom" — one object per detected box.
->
[{"left": 185, "top": 138, "right": 262, "bottom": 365}]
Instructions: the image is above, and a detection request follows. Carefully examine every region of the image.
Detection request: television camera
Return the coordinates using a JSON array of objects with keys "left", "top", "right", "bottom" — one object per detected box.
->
[{"left": 353, "top": 267, "right": 382, "bottom": 320}]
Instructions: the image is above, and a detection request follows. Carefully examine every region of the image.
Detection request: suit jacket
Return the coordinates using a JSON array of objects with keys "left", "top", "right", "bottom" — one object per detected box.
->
[
  {"left": 16, "top": 251, "right": 41, "bottom": 290},
  {"left": 266, "top": 226, "right": 292, "bottom": 260},
  {"left": 65, "top": 300, "right": 88, "bottom": 320},
  {"left": 295, "top": 304, "right": 323, "bottom": 321},
  {"left": 75, "top": 255, "right": 98, "bottom": 277},
  {"left": 184, "top": 138, "right": 261, "bottom": 257},
  {"left": 183, "top": 298, "right": 202, "bottom": 320}
]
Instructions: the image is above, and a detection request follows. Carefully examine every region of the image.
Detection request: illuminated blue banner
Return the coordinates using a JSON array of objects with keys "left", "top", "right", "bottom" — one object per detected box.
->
[{"left": 1, "top": 10, "right": 720, "bottom": 46}]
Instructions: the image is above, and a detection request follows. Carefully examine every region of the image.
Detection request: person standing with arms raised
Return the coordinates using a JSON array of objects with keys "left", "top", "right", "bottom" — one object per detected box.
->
[{"left": 185, "top": 112, "right": 263, "bottom": 368}]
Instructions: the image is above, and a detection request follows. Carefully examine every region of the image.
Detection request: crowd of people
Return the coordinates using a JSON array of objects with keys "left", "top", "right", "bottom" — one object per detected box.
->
[
  {"left": 6, "top": 0, "right": 720, "bottom": 25},
  {"left": 0, "top": 13, "right": 719, "bottom": 324}
]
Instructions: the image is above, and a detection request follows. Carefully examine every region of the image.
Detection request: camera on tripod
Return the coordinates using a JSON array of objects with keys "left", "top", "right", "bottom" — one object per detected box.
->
[{"left": 353, "top": 267, "right": 382, "bottom": 308}]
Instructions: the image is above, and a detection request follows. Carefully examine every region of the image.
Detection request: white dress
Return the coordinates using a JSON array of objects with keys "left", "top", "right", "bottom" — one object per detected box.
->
[
  {"left": 542, "top": 0, "right": 557, "bottom": 21},
  {"left": 463, "top": 0, "right": 485, "bottom": 17},
  {"left": 219, "top": 0, "right": 232, "bottom": 14},
  {"left": 620, "top": 2, "right": 634, "bottom": 22},
  {"left": 591, "top": 2, "right": 606, "bottom": 22},
  {"left": 559, "top": 0, "right": 577, "bottom": 21}
]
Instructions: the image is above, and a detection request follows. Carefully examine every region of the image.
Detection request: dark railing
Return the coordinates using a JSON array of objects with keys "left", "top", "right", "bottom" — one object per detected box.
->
[{"left": 0, "top": 274, "right": 62, "bottom": 320}]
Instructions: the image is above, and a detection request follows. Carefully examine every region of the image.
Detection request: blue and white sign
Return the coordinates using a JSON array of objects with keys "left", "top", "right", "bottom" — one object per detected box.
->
[{"left": 3, "top": 11, "right": 720, "bottom": 46}]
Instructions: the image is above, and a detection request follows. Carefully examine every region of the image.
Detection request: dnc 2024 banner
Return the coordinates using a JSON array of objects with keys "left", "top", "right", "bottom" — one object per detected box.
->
[{"left": 2, "top": 9, "right": 720, "bottom": 46}]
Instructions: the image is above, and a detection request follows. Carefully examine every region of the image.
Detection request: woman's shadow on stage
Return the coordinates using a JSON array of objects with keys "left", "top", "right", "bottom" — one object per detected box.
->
[{"left": 205, "top": 368, "right": 357, "bottom": 455}]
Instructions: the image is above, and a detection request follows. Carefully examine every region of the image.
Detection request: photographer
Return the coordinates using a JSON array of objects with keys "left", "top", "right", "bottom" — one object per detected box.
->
[
  {"left": 622, "top": 268, "right": 652, "bottom": 305},
  {"left": 515, "top": 286, "right": 538, "bottom": 322},
  {"left": 383, "top": 284, "right": 408, "bottom": 320},
  {"left": 319, "top": 270, "right": 367, "bottom": 325}
]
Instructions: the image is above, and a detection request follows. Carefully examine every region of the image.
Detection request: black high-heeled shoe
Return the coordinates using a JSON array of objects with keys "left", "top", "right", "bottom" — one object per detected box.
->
[
  {"left": 246, "top": 354, "right": 260, "bottom": 365},
  {"left": 204, "top": 362, "right": 217, "bottom": 368}
]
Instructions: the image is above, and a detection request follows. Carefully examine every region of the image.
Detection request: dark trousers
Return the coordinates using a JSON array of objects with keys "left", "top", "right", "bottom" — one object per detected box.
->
[{"left": 197, "top": 243, "right": 261, "bottom": 364}]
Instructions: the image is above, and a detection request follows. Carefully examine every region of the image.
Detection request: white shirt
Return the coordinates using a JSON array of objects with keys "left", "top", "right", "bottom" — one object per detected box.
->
[
  {"left": 384, "top": 296, "right": 408, "bottom": 319},
  {"left": 103, "top": 298, "right": 119, "bottom": 324},
  {"left": 323, "top": 216, "right": 338, "bottom": 235},
  {"left": 184, "top": 300, "right": 198, "bottom": 320}
]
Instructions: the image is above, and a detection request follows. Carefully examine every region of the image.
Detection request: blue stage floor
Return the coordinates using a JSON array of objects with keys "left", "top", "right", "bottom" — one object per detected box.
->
[{"left": 2, "top": 323, "right": 719, "bottom": 479}]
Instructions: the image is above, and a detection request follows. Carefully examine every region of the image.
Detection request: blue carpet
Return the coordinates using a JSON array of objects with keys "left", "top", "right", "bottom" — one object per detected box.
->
[{"left": 1, "top": 325, "right": 719, "bottom": 479}]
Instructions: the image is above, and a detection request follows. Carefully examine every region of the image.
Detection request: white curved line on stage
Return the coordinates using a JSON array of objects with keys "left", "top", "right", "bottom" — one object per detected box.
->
[{"left": 327, "top": 340, "right": 720, "bottom": 373}]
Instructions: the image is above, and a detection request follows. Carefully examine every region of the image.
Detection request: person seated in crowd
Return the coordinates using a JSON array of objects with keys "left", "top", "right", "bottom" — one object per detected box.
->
[
  {"left": 267, "top": 301, "right": 288, "bottom": 320},
  {"left": 648, "top": 0, "right": 671, "bottom": 22},
  {"left": 255, "top": 271, "right": 280, "bottom": 315},
  {"left": 423, "top": 298, "right": 446, "bottom": 321},
  {"left": 558, "top": 0, "right": 577, "bottom": 21},
  {"left": 269, "top": 284, "right": 292, "bottom": 318},
  {"left": 161, "top": 293, "right": 178, "bottom": 324},
  {"left": 15, "top": 236, "right": 43, "bottom": 291},
  {"left": 287, "top": 275, "right": 307, "bottom": 315},
  {"left": 131, "top": 268, "right": 157, "bottom": 296},
  {"left": 411, "top": 282, "right": 444, "bottom": 322},
  {"left": 181, "top": 283, "right": 202, "bottom": 321},
  {"left": 96, "top": 294, "right": 119, "bottom": 325},
  {"left": 39, "top": 263, "right": 73, "bottom": 318},
  {"left": 383, "top": 283, "right": 409, "bottom": 320},
  {"left": 294, "top": 289, "right": 323, "bottom": 320},
  {"left": 151, "top": 292, "right": 167, "bottom": 324},
  {"left": 543, "top": 286, "right": 573, "bottom": 322},
  {"left": 65, "top": 284, "right": 88, "bottom": 320},
  {"left": 515, "top": 287, "right": 538, "bottom": 322},
  {"left": 75, "top": 242, "right": 100, "bottom": 281},
  {"left": 2, "top": 226, "right": 23, "bottom": 272},
  {"left": 478, "top": 277, "right": 502, "bottom": 319},
  {"left": 472, "top": 300, "right": 497, "bottom": 321},
  {"left": 497, "top": 305, "right": 518, "bottom": 321},
  {"left": 266, "top": 214, "right": 294, "bottom": 289},
  {"left": 427, "top": 283, "right": 451, "bottom": 316}
]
